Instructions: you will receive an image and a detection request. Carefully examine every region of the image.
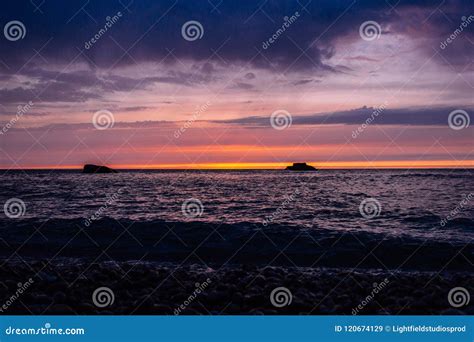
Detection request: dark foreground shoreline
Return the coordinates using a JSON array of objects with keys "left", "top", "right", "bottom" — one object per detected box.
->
[
  {"left": 0, "top": 217, "right": 472, "bottom": 315},
  {"left": 1, "top": 218, "right": 473, "bottom": 271},
  {"left": 0, "top": 260, "right": 472, "bottom": 315}
]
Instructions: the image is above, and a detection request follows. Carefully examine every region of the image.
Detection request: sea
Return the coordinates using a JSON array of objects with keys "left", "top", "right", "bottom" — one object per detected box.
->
[{"left": 0, "top": 169, "right": 473, "bottom": 271}]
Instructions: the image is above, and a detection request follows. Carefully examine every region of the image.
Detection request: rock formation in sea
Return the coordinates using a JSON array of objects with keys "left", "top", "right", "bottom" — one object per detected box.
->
[
  {"left": 82, "top": 164, "right": 118, "bottom": 173},
  {"left": 285, "top": 162, "right": 317, "bottom": 171}
]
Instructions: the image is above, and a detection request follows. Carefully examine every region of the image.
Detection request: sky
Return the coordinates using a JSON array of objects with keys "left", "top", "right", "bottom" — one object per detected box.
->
[{"left": 0, "top": 0, "right": 472, "bottom": 169}]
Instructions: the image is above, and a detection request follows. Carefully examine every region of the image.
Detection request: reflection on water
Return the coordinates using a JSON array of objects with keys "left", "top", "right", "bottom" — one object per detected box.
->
[{"left": 1, "top": 169, "right": 473, "bottom": 241}]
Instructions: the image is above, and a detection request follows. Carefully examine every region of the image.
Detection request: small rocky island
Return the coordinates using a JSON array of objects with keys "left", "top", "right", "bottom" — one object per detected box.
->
[
  {"left": 82, "top": 164, "right": 118, "bottom": 173},
  {"left": 285, "top": 162, "right": 317, "bottom": 171}
]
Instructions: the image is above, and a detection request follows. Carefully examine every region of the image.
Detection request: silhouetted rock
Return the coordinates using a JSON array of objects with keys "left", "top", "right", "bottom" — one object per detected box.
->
[
  {"left": 285, "top": 163, "right": 317, "bottom": 171},
  {"left": 82, "top": 164, "right": 118, "bottom": 174}
]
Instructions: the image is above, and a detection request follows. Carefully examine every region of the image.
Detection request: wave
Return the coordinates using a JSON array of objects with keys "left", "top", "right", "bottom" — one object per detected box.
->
[
  {"left": 389, "top": 172, "right": 472, "bottom": 178},
  {"left": 0, "top": 218, "right": 472, "bottom": 272}
]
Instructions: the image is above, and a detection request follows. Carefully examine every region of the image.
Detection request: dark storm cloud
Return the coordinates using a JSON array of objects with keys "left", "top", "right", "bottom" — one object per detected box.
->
[
  {"left": 0, "top": 0, "right": 472, "bottom": 74},
  {"left": 103, "top": 71, "right": 213, "bottom": 90},
  {"left": 0, "top": 81, "right": 102, "bottom": 103},
  {"left": 6, "top": 105, "right": 471, "bottom": 127},
  {"left": 292, "top": 79, "right": 320, "bottom": 85},
  {"left": 217, "top": 106, "right": 474, "bottom": 127},
  {"left": 0, "top": 64, "right": 214, "bottom": 104},
  {"left": 87, "top": 106, "right": 155, "bottom": 113},
  {"left": 228, "top": 81, "right": 255, "bottom": 90}
]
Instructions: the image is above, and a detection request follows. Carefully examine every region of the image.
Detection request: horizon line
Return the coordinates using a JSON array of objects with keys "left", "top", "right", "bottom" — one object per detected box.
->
[{"left": 2, "top": 160, "right": 474, "bottom": 170}]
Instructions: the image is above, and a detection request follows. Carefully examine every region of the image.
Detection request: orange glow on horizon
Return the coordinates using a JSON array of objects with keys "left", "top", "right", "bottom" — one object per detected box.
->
[{"left": 4, "top": 160, "right": 474, "bottom": 170}]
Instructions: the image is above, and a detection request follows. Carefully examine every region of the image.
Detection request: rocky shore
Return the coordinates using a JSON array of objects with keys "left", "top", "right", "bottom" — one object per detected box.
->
[{"left": 0, "top": 260, "right": 471, "bottom": 315}]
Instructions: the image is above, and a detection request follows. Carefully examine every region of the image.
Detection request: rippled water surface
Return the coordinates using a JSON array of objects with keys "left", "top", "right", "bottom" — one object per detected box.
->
[{"left": 1, "top": 169, "right": 473, "bottom": 242}]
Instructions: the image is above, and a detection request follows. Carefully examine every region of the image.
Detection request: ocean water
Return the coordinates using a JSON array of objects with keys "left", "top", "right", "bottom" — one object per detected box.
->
[
  {"left": 0, "top": 169, "right": 473, "bottom": 270},
  {"left": 1, "top": 169, "right": 473, "bottom": 239}
]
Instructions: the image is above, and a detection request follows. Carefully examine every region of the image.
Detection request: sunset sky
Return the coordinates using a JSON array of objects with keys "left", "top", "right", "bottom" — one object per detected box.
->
[{"left": 0, "top": 0, "right": 472, "bottom": 169}]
